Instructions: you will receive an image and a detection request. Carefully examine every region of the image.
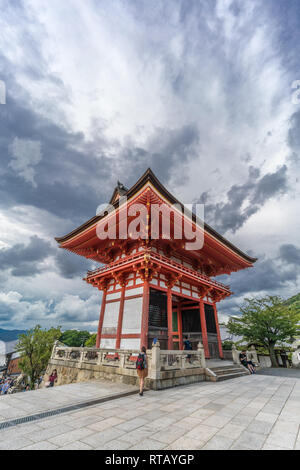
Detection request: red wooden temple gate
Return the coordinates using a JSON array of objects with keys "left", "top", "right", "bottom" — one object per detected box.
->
[{"left": 56, "top": 169, "right": 256, "bottom": 358}]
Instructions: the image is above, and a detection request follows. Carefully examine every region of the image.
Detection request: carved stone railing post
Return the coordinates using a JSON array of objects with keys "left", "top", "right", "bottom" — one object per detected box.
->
[
  {"left": 232, "top": 344, "right": 239, "bottom": 364},
  {"left": 79, "top": 349, "right": 84, "bottom": 366},
  {"left": 291, "top": 340, "right": 300, "bottom": 369},
  {"left": 197, "top": 341, "right": 206, "bottom": 368},
  {"left": 51, "top": 340, "right": 59, "bottom": 359},
  {"left": 97, "top": 350, "right": 103, "bottom": 366},
  {"left": 248, "top": 345, "right": 259, "bottom": 366},
  {"left": 150, "top": 340, "right": 161, "bottom": 379},
  {"left": 120, "top": 351, "right": 125, "bottom": 368}
]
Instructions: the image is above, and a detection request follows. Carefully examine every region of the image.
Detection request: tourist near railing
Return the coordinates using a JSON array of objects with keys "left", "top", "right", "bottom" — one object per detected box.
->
[
  {"left": 86, "top": 250, "right": 230, "bottom": 293},
  {"left": 50, "top": 340, "right": 206, "bottom": 377}
]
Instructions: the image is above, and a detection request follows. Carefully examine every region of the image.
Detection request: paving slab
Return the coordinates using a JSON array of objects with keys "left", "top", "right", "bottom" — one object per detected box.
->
[
  {"left": 0, "top": 374, "right": 298, "bottom": 450},
  {"left": 0, "top": 379, "right": 138, "bottom": 421}
]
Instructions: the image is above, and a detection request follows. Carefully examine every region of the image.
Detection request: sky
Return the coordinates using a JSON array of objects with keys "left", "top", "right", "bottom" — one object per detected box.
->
[{"left": 0, "top": 0, "right": 300, "bottom": 331}]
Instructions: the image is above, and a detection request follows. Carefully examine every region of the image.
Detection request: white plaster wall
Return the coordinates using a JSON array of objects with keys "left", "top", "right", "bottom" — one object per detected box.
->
[
  {"left": 102, "top": 301, "right": 119, "bottom": 334},
  {"left": 182, "top": 282, "right": 190, "bottom": 289},
  {"left": 125, "top": 286, "right": 143, "bottom": 297},
  {"left": 100, "top": 338, "right": 116, "bottom": 349},
  {"left": 120, "top": 338, "right": 140, "bottom": 350},
  {"left": 182, "top": 288, "right": 191, "bottom": 296},
  {"left": 122, "top": 297, "right": 143, "bottom": 335},
  {"left": 106, "top": 292, "right": 121, "bottom": 301}
]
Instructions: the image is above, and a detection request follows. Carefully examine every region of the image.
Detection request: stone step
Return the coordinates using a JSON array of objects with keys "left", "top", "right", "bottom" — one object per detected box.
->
[
  {"left": 206, "top": 366, "right": 249, "bottom": 382},
  {"left": 210, "top": 367, "right": 246, "bottom": 375},
  {"left": 209, "top": 365, "right": 241, "bottom": 371},
  {"left": 215, "top": 371, "right": 249, "bottom": 382}
]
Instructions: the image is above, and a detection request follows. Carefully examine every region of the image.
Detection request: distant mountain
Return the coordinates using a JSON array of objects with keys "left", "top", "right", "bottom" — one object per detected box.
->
[
  {"left": 0, "top": 328, "right": 27, "bottom": 342},
  {"left": 285, "top": 293, "right": 300, "bottom": 314}
]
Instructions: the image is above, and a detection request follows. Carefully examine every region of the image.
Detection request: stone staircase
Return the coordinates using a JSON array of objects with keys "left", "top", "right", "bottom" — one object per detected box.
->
[{"left": 205, "top": 364, "right": 250, "bottom": 382}]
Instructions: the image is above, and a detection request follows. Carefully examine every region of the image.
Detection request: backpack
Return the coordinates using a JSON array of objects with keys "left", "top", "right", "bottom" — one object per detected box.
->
[{"left": 136, "top": 353, "right": 145, "bottom": 370}]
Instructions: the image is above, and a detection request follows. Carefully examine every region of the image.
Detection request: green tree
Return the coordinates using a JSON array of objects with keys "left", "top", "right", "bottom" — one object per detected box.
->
[
  {"left": 222, "top": 340, "right": 234, "bottom": 351},
  {"left": 16, "top": 325, "right": 61, "bottom": 389},
  {"left": 85, "top": 334, "right": 97, "bottom": 347},
  {"left": 59, "top": 330, "right": 91, "bottom": 347},
  {"left": 227, "top": 296, "right": 300, "bottom": 367}
]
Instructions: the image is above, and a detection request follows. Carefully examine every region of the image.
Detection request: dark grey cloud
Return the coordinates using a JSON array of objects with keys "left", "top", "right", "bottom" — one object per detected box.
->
[
  {"left": 288, "top": 111, "right": 300, "bottom": 154},
  {"left": 0, "top": 57, "right": 200, "bottom": 237},
  {"left": 0, "top": 305, "right": 14, "bottom": 323},
  {"left": 232, "top": 259, "right": 298, "bottom": 295},
  {"left": 218, "top": 243, "right": 300, "bottom": 299},
  {"left": 251, "top": 165, "right": 287, "bottom": 205},
  {"left": 116, "top": 124, "right": 200, "bottom": 188},
  {"left": 199, "top": 165, "right": 288, "bottom": 234},
  {"left": 0, "top": 92, "right": 112, "bottom": 227},
  {"left": 0, "top": 236, "right": 54, "bottom": 277},
  {"left": 0, "top": 232, "right": 94, "bottom": 280},
  {"left": 279, "top": 244, "right": 300, "bottom": 265},
  {"left": 55, "top": 250, "right": 94, "bottom": 279},
  {"left": 219, "top": 259, "right": 297, "bottom": 297}
]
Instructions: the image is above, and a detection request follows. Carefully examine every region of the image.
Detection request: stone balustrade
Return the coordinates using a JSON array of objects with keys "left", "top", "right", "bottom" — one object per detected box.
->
[
  {"left": 47, "top": 340, "right": 206, "bottom": 390},
  {"left": 231, "top": 344, "right": 259, "bottom": 367}
]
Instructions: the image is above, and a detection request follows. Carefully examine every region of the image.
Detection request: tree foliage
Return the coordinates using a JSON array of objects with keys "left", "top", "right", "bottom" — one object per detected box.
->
[
  {"left": 222, "top": 340, "right": 234, "bottom": 350},
  {"left": 227, "top": 295, "right": 300, "bottom": 367},
  {"left": 59, "top": 329, "right": 91, "bottom": 347},
  {"left": 16, "top": 325, "right": 61, "bottom": 389},
  {"left": 85, "top": 334, "right": 97, "bottom": 347}
]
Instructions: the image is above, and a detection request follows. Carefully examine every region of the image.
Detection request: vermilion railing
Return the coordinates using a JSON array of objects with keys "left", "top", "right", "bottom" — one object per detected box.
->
[{"left": 86, "top": 249, "right": 230, "bottom": 293}]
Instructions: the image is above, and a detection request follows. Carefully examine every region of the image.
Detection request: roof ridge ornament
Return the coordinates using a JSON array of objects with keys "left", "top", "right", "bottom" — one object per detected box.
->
[{"left": 117, "top": 180, "right": 128, "bottom": 192}]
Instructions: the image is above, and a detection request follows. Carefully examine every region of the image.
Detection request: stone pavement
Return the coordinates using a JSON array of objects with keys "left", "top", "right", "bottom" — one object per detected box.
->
[
  {"left": 0, "top": 380, "right": 138, "bottom": 421},
  {"left": 256, "top": 367, "right": 300, "bottom": 378},
  {"left": 0, "top": 374, "right": 299, "bottom": 450}
]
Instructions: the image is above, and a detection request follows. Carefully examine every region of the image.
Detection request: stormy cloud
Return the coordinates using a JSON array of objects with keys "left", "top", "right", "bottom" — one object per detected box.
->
[
  {"left": 0, "top": 0, "right": 299, "bottom": 329},
  {"left": 199, "top": 165, "right": 289, "bottom": 234},
  {"left": 0, "top": 236, "right": 54, "bottom": 277}
]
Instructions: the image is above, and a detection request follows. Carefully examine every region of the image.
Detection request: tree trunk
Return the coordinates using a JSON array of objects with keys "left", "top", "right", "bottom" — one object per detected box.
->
[
  {"left": 268, "top": 343, "right": 278, "bottom": 368},
  {"left": 30, "top": 372, "right": 36, "bottom": 390}
]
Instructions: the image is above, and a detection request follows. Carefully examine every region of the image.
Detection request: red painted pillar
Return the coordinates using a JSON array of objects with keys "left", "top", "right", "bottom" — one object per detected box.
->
[
  {"left": 116, "top": 285, "right": 126, "bottom": 349},
  {"left": 199, "top": 299, "right": 210, "bottom": 359},
  {"left": 140, "top": 280, "right": 150, "bottom": 349},
  {"left": 213, "top": 302, "right": 223, "bottom": 359},
  {"left": 167, "top": 288, "right": 173, "bottom": 350},
  {"left": 178, "top": 303, "right": 183, "bottom": 350},
  {"left": 96, "top": 289, "right": 107, "bottom": 348}
]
